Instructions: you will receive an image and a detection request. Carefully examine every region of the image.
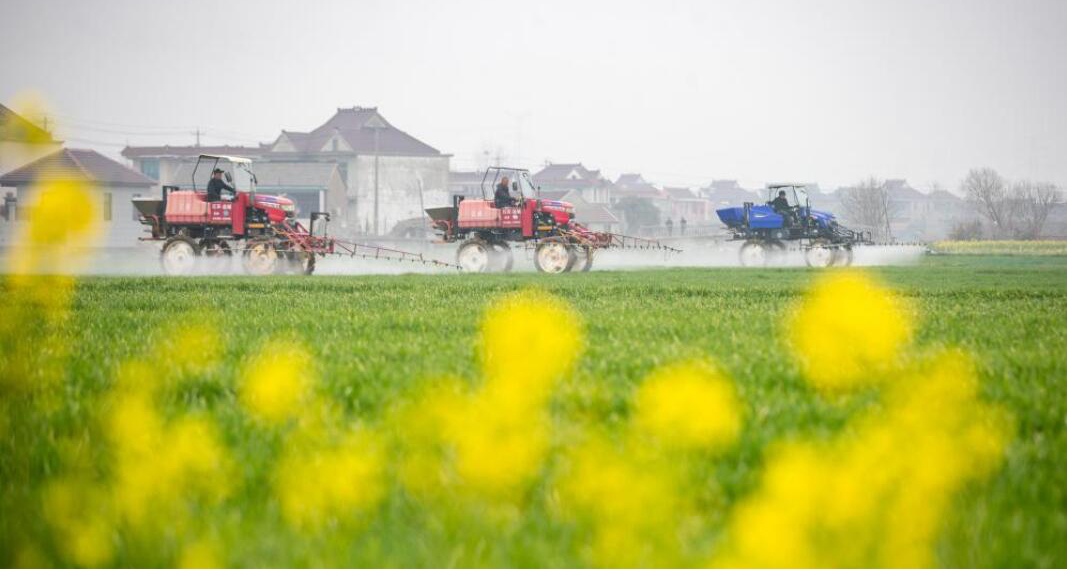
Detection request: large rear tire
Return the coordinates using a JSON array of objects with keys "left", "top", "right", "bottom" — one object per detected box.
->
[
  {"left": 457, "top": 240, "right": 491, "bottom": 273},
  {"left": 535, "top": 238, "right": 576, "bottom": 273},
  {"left": 243, "top": 238, "right": 280, "bottom": 275},
  {"left": 160, "top": 236, "right": 200, "bottom": 276},
  {"left": 572, "top": 245, "right": 594, "bottom": 272},
  {"left": 805, "top": 240, "right": 835, "bottom": 268}
]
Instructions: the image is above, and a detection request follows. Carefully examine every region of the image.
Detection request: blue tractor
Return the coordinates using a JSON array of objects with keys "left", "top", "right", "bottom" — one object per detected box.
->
[{"left": 716, "top": 184, "right": 871, "bottom": 267}]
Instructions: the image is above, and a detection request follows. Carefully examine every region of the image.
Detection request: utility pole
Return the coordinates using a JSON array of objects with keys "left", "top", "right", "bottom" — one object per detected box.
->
[
  {"left": 373, "top": 126, "right": 380, "bottom": 235},
  {"left": 194, "top": 128, "right": 201, "bottom": 147}
]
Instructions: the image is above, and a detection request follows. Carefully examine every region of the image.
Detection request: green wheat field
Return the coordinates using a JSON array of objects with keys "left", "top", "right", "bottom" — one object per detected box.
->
[{"left": 2, "top": 255, "right": 1066, "bottom": 569}]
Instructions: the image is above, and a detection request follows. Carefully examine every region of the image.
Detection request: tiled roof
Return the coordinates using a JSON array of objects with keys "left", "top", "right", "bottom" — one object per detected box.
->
[
  {"left": 271, "top": 107, "right": 442, "bottom": 156},
  {"left": 532, "top": 162, "right": 602, "bottom": 183},
  {"left": 0, "top": 104, "right": 57, "bottom": 143},
  {"left": 615, "top": 173, "right": 645, "bottom": 185},
  {"left": 0, "top": 148, "right": 155, "bottom": 187}
]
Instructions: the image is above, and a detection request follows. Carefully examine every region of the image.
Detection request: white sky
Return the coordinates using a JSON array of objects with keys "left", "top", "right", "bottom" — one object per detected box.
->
[{"left": 2, "top": 0, "right": 1065, "bottom": 191}]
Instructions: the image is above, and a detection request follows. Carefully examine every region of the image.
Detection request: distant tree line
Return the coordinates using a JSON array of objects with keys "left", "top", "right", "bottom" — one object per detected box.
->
[
  {"left": 839, "top": 178, "right": 897, "bottom": 242},
  {"left": 841, "top": 170, "right": 1062, "bottom": 241},
  {"left": 959, "top": 168, "right": 1062, "bottom": 240}
]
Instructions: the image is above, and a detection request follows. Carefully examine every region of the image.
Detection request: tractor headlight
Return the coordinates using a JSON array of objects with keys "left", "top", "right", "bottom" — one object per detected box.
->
[{"left": 281, "top": 204, "right": 295, "bottom": 212}]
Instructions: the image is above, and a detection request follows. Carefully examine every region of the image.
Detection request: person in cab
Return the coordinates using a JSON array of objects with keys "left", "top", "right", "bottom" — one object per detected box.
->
[
  {"left": 206, "top": 168, "right": 236, "bottom": 202},
  {"left": 494, "top": 176, "right": 516, "bottom": 208}
]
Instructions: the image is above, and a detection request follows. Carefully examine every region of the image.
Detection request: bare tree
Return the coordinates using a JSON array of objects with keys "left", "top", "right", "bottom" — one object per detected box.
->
[
  {"left": 961, "top": 168, "right": 1011, "bottom": 236},
  {"left": 840, "top": 177, "right": 895, "bottom": 241},
  {"left": 1012, "top": 181, "right": 1062, "bottom": 239}
]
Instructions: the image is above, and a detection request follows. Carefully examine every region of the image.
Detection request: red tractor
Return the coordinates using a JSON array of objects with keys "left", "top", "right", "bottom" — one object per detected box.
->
[
  {"left": 134, "top": 154, "right": 454, "bottom": 275},
  {"left": 425, "top": 167, "right": 677, "bottom": 273}
]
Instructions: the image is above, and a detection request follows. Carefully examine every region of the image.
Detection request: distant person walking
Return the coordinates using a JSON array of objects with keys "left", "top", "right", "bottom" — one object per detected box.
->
[
  {"left": 665, "top": 217, "right": 673, "bottom": 236},
  {"left": 680, "top": 217, "right": 687, "bottom": 236}
]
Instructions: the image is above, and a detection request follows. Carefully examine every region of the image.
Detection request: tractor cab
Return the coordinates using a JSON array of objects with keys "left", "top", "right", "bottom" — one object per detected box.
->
[
  {"left": 482, "top": 167, "right": 538, "bottom": 206},
  {"left": 766, "top": 184, "right": 810, "bottom": 213}
]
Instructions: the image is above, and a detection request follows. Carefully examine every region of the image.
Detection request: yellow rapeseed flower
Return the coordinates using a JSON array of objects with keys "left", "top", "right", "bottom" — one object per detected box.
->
[
  {"left": 559, "top": 435, "right": 685, "bottom": 569},
  {"left": 479, "top": 289, "right": 583, "bottom": 403},
  {"left": 787, "top": 271, "right": 912, "bottom": 391},
  {"left": 633, "top": 360, "right": 743, "bottom": 450},
  {"left": 239, "top": 339, "right": 314, "bottom": 424},
  {"left": 41, "top": 478, "right": 114, "bottom": 568},
  {"left": 708, "top": 351, "right": 1010, "bottom": 569},
  {"left": 178, "top": 538, "right": 223, "bottom": 569},
  {"left": 274, "top": 430, "right": 386, "bottom": 530}
]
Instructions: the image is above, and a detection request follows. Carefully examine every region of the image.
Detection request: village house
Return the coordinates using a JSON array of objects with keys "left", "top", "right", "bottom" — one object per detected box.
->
[
  {"left": 663, "top": 186, "right": 712, "bottom": 224},
  {"left": 123, "top": 107, "right": 450, "bottom": 236},
  {"left": 0, "top": 148, "right": 156, "bottom": 248},
  {"left": 532, "top": 163, "right": 613, "bottom": 204},
  {"left": 0, "top": 104, "right": 64, "bottom": 236}
]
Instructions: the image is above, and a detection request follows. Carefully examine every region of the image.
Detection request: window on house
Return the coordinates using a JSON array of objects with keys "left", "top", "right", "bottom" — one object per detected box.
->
[
  {"left": 132, "top": 193, "right": 141, "bottom": 221},
  {"left": 140, "top": 159, "right": 160, "bottom": 180},
  {"left": 103, "top": 192, "right": 112, "bottom": 221}
]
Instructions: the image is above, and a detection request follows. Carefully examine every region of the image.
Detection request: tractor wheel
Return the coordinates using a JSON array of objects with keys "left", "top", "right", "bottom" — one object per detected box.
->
[
  {"left": 488, "top": 243, "right": 514, "bottom": 273},
  {"left": 535, "top": 238, "right": 576, "bottom": 273},
  {"left": 805, "top": 240, "right": 835, "bottom": 268},
  {"left": 457, "top": 240, "right": 491, "bottom": 273},
  {"left": 572, "top": 245, "right": 594, "bottom": 272},
  {"left": 160, "top": 236, "right": 200, "bottom": 276},
  {"left": 832, "top": 246, "right": 854, "bottom": 267},
  {"left": 243, "top": 238, "right": 280, "bottom": 275},
  {"left": 200, "top": 239, "right": 233, "bottom": 274},
  {"left": 738, "top": 240, "right": 768, "bottom": 267}
]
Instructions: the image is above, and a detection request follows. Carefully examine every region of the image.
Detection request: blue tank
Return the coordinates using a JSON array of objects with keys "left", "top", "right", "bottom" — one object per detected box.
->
[{"left": 716, "top": 205, "right": 837, "bottom": 230}]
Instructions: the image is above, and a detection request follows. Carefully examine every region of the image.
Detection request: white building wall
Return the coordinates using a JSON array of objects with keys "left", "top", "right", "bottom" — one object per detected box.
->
[
  {"left": 349, "top": 154, "right": 450, "bottom": 234},
  {"left": 4, "top": 183, "right": 151, "bottom": 249}
]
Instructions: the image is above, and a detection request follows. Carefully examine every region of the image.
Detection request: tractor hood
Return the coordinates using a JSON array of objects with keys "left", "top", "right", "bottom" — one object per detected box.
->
[
  {"left": 539, "top": 199, "right": 574, "bottom": 213},
  {"left": 809, "top": 209, "right": 835, "bottom": 227},
  {"left": 254, "top": 194, "right": 295, "bottom": 213}
]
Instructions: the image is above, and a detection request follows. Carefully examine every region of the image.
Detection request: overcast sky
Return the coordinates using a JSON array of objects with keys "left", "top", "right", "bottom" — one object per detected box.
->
[{"left": 2, "top": 0, "right": 1065, "bottom": 191}]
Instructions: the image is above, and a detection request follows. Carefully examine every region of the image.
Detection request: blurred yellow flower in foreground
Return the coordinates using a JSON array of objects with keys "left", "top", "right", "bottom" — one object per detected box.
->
[
  {"left": 709, "top": 351, "right": 1010, "bottom": 569},
  {"left": 559, "top": 435, "right": 686, "bottom": 569},
  {"left": 633, "top": 359, "right": 743, "bottom": 449},
  {"left": 787, "top": 271, "right": 912, "bottom": 390},
  {"left": 240, "top": 339, "right": 314, "bottom": 424},
  {"left": 444, "top": 290, "right": 583, "bottom": 500},
  {"left": 178, "top": 538, "right": 223, "bottom": 569},
  {"left": 275, "top": 430, "right": 385, "bottom": 530},
  {"left": 42, "top": 478, "right": 114, "bottom": 567},
  {"left": 479, "top": 289, "right": 583, "bottom": 404},
  {"left": 1, "top": 177, "right": 100, "bottom": 391}
]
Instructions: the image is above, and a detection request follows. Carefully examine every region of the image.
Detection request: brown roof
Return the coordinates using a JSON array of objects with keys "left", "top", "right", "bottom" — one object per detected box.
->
[
  {"left": 0, "top": 148, "right": 156, "bottom": 187},
  {"left": 272, "top": 107, "right": 442, "bottom": 156},
  {"left": 121, "top": 144, "right": 268, "bottom": 159},
  {"left": 0, "top": 104, "right": 58, "bottom": 144}
]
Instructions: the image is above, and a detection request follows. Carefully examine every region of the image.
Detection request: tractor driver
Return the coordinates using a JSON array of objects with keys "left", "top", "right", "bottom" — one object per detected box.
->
[
  {"left": 494, "top": 176, "right": 516, "bottom": 208},
  {"left": 206, "top": 169, "right": 236, "bottom": 202},
  {"left": 769, "top": 189, "right": 794, "bottom": 226}
]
